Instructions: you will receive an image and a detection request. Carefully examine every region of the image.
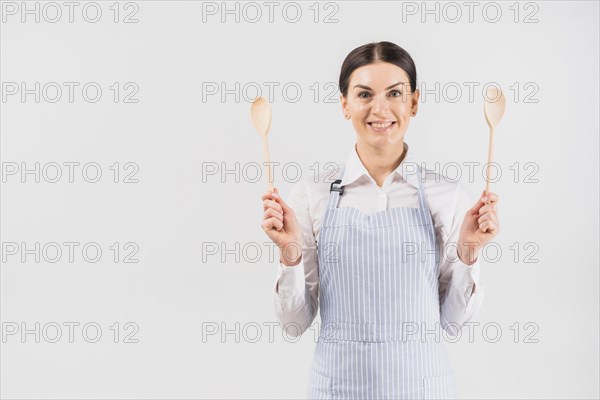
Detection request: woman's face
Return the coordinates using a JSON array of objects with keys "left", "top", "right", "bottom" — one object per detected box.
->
[{"left": 340, "top": 61, "right": 420, "bottom": 149}]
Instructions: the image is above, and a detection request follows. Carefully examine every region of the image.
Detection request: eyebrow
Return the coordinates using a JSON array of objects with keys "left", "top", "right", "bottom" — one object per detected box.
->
[{"left": 353, "top": 82, "right": 406, "bottom": 90}]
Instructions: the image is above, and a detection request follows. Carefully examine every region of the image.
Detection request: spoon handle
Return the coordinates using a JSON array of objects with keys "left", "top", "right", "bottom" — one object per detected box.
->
[
  {"left": 484, "top": 127, "right": 495, "bottom": 204},
  {"left": 262, "top": 136, "right": 274, "bottom": 192}
]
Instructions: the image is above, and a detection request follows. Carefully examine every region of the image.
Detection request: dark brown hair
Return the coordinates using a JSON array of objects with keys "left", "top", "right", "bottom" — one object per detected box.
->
[{"left": 339, "top": 41, "right": 417, "bottom": 98}]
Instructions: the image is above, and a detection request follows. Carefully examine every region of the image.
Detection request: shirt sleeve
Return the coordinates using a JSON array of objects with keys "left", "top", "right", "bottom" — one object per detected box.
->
[
  {"left": 272, "top": 179, "right": 319, "bottom": 337},
  {"left": 438, "top": 182, "right": 485, "bottom": 337}
]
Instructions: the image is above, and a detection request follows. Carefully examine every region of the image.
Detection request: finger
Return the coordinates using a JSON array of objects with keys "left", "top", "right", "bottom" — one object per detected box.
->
[
  {"left": 480, "top": 219, "right": 499, "bottom": 234},
  {"left": 261, "top": 191, "right": 279, "bottom": 202},
  {"left": 480, "top": 218, "right": 491, "bottom": 232},
  {"left": 270, "top": 217, "right": 284, "bottom": 231},
  {"left": 261, "top": 218, "right": 273, "bottom": 232},
  {"left": 478, "top": 213, "right": 491, "bottom": 225},
  {"left": 488, "top": 212, "right": 499, "bottom": 227},
  {"left": 478, "top": 211, "right": 499, "bottom": 226},
  {"left": 478, "top": 203, "right": 497, "bottom": 216},
  {"left": 264, "top": 207, "right": 283, "bottom": 221},
  {"left": 483, "top": 191, "right": 500, "bottom": 205},
  {"left": 263, "top": 199, "right": 281, "bottom": 212},
  {"left": 263, "top": 199, "right": 283, "bottom": 214},
  {"left": 261, "top": 217, "right": 283, "bottom": 232}
]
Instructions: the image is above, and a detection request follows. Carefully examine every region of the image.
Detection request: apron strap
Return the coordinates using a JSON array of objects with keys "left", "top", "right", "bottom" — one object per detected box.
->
[
  {"left": 414, "top": 166, "right": 430, "bottom": 215},
  {"left": 326, "top": 165, "right": 346, "bottom": 209}
]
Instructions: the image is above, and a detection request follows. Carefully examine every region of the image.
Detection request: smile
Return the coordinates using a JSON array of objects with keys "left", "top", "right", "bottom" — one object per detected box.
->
[{"left": 367, "top": 121, "right": 396, "bottom": 132}]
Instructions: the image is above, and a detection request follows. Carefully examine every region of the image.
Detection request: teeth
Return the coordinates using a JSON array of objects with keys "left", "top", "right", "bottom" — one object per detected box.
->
[{"left": 370, "top": 122, "right": 393, "bottom": 128}]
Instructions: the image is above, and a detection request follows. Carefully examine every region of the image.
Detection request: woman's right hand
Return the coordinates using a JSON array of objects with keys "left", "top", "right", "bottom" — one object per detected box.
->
[{"left": 261, "top": 187, "right": 303, "bottom": 266}]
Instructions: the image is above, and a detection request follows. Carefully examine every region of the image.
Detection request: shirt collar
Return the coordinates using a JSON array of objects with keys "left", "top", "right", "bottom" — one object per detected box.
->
[{"left": 341, "top": 142, "right": 421, "bottom": 189}]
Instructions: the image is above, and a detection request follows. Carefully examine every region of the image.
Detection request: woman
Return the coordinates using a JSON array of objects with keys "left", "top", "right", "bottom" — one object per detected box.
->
[{"left": 261, "top": 41, "right": 500, "bottom": 399}]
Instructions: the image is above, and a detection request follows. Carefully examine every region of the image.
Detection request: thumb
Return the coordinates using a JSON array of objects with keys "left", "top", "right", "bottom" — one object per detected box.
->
[
  {"left": 274, "top": 187, "right": 292, "bottom": 213},
  {"left": 467, "top": 190, "right": 487, "bottom": 215}
]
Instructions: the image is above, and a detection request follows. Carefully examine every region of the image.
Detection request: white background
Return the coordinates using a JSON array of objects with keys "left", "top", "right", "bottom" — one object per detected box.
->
[{"left": 1, "top": 1, "right": 598, "bottom": 398}]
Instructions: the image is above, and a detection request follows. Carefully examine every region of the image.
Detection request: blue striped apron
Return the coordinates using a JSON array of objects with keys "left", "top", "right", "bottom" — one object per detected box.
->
[{"left": 308, "top": 165, "right": 458, "bottom": 399}]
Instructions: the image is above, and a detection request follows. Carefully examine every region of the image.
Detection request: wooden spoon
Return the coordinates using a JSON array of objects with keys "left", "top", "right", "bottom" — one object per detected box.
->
[
  {"left": 250, "top": 96, "right": 274, "bottom": 192},
  {"left": 483, "top": 86, "right": 506, "bottom": 202}
]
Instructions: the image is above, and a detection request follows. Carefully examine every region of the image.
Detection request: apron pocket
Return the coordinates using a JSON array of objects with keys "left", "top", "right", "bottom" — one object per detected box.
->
[{"left": 422, "top": 372, "right": 456, "bottom": 399}]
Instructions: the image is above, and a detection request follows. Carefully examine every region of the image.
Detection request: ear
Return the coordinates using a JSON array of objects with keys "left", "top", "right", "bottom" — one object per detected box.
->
[
  {"left": 410, "top": 89, "right": 420, "bottom": 115},
  {"left": 340, "top": 94, "right": 348, "bottom": 115}
]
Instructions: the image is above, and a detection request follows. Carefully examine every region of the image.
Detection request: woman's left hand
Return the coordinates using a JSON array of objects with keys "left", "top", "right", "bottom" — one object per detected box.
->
[{"left": 457, "top": 190, "right": 500, "bottom": 265}]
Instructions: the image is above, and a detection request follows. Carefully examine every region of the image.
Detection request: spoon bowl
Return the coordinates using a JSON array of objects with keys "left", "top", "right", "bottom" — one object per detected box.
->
[
  {"left": 484, "top": 86, "right": 506, "bottom": 129},
  {"left": 251, "top": 97, "right": 272, "bottom": 138}
]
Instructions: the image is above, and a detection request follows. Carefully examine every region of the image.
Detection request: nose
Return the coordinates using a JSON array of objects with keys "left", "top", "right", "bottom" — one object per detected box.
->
[{"left": 372, "top": 93, "right": 390, "bottom": 115}]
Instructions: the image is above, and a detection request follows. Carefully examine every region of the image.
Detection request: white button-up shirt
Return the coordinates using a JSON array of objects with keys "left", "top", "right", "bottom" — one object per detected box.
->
[{"left": 273, "top": 142, "right": 484, "bottom": 336}]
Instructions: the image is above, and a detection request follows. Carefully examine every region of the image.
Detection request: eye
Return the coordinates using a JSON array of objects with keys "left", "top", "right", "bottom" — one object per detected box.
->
[
  {"left": 389, "top": 90, "right": 402, "bottom": 97},
  {"left": 358, "top": 91, "right": 371, "bottom": 99}
]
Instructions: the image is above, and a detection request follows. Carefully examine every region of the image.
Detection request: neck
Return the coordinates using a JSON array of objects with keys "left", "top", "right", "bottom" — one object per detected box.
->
[{"left": 355, "top": 140, "right": 406, "bottom": 188}]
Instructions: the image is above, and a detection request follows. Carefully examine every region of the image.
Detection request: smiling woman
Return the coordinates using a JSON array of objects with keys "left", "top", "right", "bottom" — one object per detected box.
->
[
  {"left": 261, "top": 41, "right": 500, "bottom": 399},
  {"left": 339, "top": 42, "right": 420, "bottom": 188}
]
